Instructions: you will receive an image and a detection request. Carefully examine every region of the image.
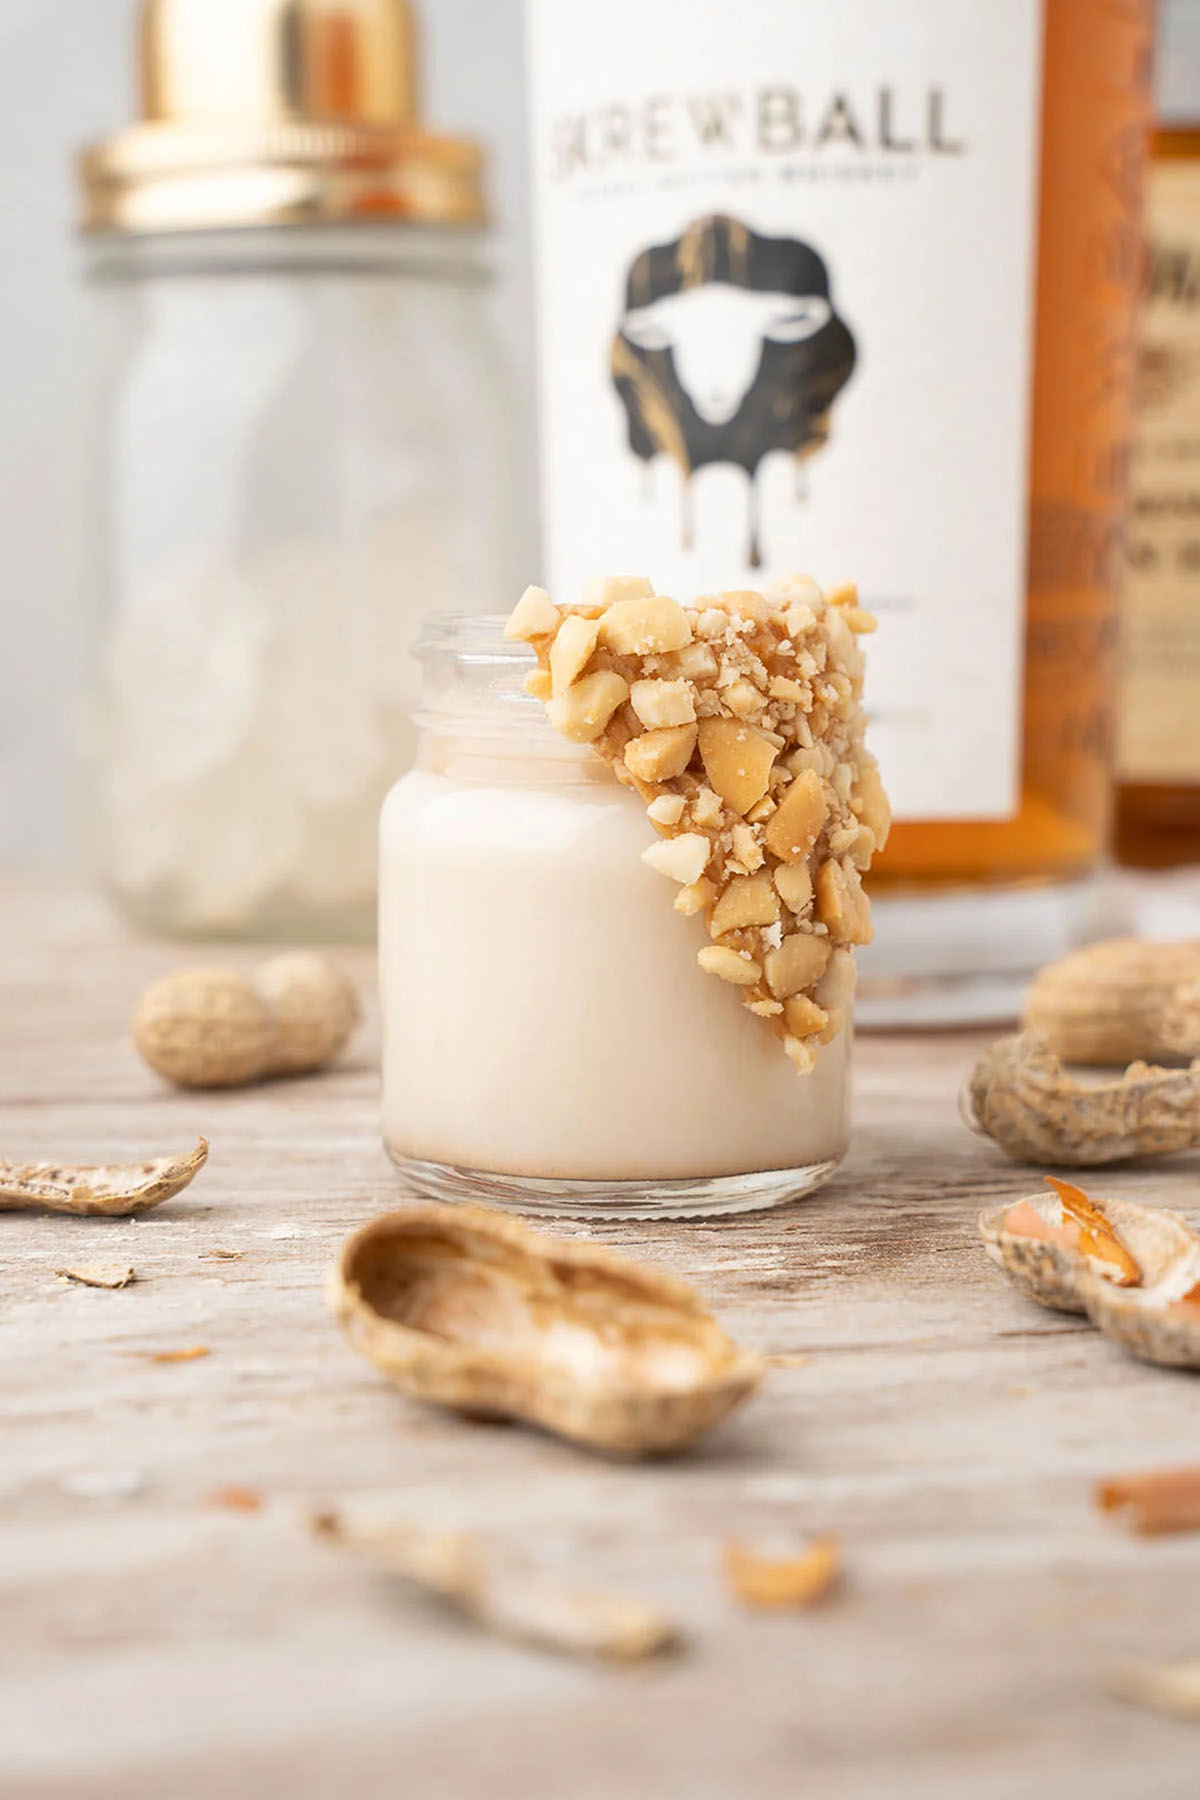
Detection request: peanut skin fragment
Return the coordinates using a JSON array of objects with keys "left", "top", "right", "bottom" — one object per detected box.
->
[{"left": 1098, "top": 1467, "right": 1200, "bottom": 1536}]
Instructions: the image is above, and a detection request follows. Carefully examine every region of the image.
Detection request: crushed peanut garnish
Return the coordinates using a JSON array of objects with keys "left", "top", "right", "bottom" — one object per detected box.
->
[{"left": 507, "top": 576, "right": 889, "bottom": 1068}]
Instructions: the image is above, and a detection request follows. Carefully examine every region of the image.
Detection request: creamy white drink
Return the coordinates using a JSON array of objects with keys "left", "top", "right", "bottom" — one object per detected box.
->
[{"left": 380, "top": 759, "right": 849, "bottom": 1183}]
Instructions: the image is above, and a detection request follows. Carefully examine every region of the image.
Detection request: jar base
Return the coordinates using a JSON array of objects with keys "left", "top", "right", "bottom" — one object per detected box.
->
[{"left": 391, "top": 1154, "right": 843, "bottom": 1221}]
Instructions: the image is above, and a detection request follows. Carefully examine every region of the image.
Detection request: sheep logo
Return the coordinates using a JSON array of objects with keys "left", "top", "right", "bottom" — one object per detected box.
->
[{"left": 611, "top": 213, "right": 857, "bottom": 567}]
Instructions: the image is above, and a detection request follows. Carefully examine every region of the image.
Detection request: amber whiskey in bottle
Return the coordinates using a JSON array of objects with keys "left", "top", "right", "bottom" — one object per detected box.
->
[{"left": 1116, "top": 4, "right": 1200, "bottom": 870}]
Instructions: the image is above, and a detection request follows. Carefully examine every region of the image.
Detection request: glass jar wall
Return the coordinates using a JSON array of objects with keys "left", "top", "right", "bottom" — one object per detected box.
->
[
  {"left": 82, "top": 227, "right": 518, "bottom": 939},
  {"left": 378, "top": 617, "right": 852, "bottom": 1220}
]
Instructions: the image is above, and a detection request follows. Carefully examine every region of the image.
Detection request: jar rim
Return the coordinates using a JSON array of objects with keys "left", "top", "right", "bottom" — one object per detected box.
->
[
  {"left": 413, "top": 612, "right": 585, "bottom": 756},
  {"left": 413, "top": 612, "right": 532, "bottom": 670}
]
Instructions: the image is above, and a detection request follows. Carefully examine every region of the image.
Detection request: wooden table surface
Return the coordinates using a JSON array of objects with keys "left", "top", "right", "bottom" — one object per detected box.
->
[{"left": 3, "top": 875, "right": 1200, "bottom": 1800}]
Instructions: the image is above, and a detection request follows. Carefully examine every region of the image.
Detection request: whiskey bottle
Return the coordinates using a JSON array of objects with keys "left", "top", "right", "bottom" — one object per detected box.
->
[
  {"left": 1116, "top": 0, "right": 1200, "bottom": 871},
  {"left": 525, "top": 0, "right": 1152, "bottom": 1019}
]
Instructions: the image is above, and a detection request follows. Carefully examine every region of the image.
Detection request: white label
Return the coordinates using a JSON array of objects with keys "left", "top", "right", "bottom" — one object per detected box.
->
[{"left": 527, "top": 0, "right": 1043, "bottom": 820}]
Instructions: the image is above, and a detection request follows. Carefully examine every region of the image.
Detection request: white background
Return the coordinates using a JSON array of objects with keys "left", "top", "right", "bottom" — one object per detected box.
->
[{"left": 0, "top": 0, "right": 534, "bottom": 865}]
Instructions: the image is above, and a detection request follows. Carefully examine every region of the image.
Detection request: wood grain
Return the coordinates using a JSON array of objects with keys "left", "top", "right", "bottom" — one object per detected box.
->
[{"left": 2, "top": 874, "right": 1199, "bottom": 1800}]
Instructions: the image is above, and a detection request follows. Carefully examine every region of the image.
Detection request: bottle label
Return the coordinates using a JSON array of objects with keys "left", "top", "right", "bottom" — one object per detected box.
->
[
  {"left": 1118, "top": 158, "right": 1200, "bottom": 786},
  {"left": 527, "top": 0, "right": 1044, "bottom": 821}
]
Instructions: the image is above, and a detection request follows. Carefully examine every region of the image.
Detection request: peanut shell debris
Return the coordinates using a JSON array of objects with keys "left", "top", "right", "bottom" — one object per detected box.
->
[
  {"left": 0, "top": 1139, "right": 207, "bottom": 1217},
  {"left": 507, "top": 575, "right": 888, "bottom": 1069},
  {"left": 723, "top": 1536, "right": 842, "bottom": 1610},
  {"left": 313, "top": 1510, "right": 679, "bottom": 1663},
  {"left": 980, "top": 1178, "right": 1200, "bottom": 1370},
  {"left": 329, "top": 1201, "right": 763, "bottom": 1456},
  {"left": 1097, "top": 1466, "right": 1200, "bottom": 1537},
  {"left": 965, "top": 1032, "right": 1200, "bottom": 1167}
]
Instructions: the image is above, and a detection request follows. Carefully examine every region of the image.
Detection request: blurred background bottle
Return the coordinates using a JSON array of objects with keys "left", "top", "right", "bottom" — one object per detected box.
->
[
  {"left": 1116, "top": 0, "right": 1200, "bottom": 871},
  {"left": 78, "top": 0, "right": 520, "bottom": 941},
  {"left": 526, "top": 0, "right": 1152, "bottom": 1021}
]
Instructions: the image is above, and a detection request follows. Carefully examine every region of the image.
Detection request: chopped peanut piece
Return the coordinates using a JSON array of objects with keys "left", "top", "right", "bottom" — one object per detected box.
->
[
  {"left": 630, "top": 678, "right": 696, "bottom": 729},
  {"left": 642, "top": 833, "right": 710, "bottom": 886},
  {"left": 817, "top": 1008, "right": 845, "bottom": 1046},
  {"left": 723, "top": 677, "right": 765, "bottom": 721},
  {"left": 852, "top": 760, "right": 891, "bottom": 849},
  {"left": 845, "top": 825, "right": 876, "bottom": 870},
  {"left": 580, "top": 574, "right": 654, "bottom": 608},
  {"left": 764, "top": 932, "right": 831, "bottom": 999},
  {"left": 523, "top": 668, "right": 553, "bottom": 701},
  {"left": 765, "top": 770, "right": 826, "bottom": 864},
  {"left": 624, "top": 724, "right": 698, "bottom": 783},
  {"left": 549, "top": 613, "right": 601, "bottom": 696},
  {"left": 784, "top": 1037, "right": 817, "bottom": 1074},
  {"left": 785, "top": 995, "right": 829, "bottom": 1039},
  {"left": 746, "top": 997, "right": 784, "bottom": 1018},
  {"left": 675, "top": 877, "right": 716, "bottom": 917},
  {"left": 599, "top": 595, "right": 693, "bottom": 656},
  {"left": 774, "top": 864, "right": 814, "bottom": 915},
  {"left": 514, "top": 574, "right": 885, "bottom": 1070},
  {"left": 730, "top": 823, "right": 764, "bottom": 872},
  {"left": 768, "top": 573, "right": 823, "bottom": 608},
  {"left": 691, "top": 787, "right": 723, "bottom": 829},
  {"left": 815, "top": 948, "right": 857, "bottom": 1014},
  {"left": 505, "top": 584, "right": 560, "bottom": 642},
  {"left": 710, "top": 875, "right": 780, "bottom": 938},
  {"left": 668, "top": 642, "right": 720, "bottom": 682},
  {"left": 647, "top": 793, "right": 686, "bottom": 827},
  {"left": 546, "top": 670, "right": 630, "bottom": 742},
  {"left": 718, "top": 589, "right": 775, "bottom": 622},
  {"left": 698, "top": 946, "right": 762, "bottom": 986},
  {"left": 826, "top": 580, "right": 859, "bottom": 609},
  {"left": 697, "top": 718, "right": 778, "bottom": 816},
  {"left": 815, "top": 859, "right": 872, "bottom": 945}
]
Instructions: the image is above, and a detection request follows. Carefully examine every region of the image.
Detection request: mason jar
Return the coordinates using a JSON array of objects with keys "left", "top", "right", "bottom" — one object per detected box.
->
[
  {"left": 378, "top": 616, "right": 852, "bottom": 1220},
  {"left": 76, "top": 0, "right": 521, "bottom": 940}
]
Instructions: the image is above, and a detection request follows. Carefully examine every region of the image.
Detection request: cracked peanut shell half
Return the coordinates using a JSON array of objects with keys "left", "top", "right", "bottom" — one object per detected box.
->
[
  {"left": 981, "top": 1178, "right": 1200, "bottom": 1370},
  {"left": 506, "top": 575, "right": 888, "bottom": 1070},
  {"left": 329, "top": 1202, "right": 764, "bottom": 1456}
]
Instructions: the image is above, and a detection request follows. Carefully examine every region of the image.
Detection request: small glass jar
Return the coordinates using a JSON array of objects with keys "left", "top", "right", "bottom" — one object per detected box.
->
[
  {"left": 81, "top": 226, "right": 518, "bottom": 940},
  {"left": 379, "top": 617, "right": 852, "bottom": 1220},
  {"left": 76, "top": 0, "right": 523, "bottom": 941}
]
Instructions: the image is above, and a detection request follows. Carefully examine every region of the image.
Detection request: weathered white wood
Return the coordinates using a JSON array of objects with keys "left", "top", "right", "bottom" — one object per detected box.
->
[{"left": 2, "top": 874, "right": 1199, "bottom": 1799}]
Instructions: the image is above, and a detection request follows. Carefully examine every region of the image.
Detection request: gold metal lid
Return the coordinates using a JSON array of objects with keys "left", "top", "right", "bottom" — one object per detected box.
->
[{"left": 80, "top": 0, "right": 486, "bottom": 235}]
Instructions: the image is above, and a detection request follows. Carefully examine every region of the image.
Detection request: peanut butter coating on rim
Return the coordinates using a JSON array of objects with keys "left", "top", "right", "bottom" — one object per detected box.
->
[{"left": 507, "top": 574, "right": 888, "bottom": 1069}]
